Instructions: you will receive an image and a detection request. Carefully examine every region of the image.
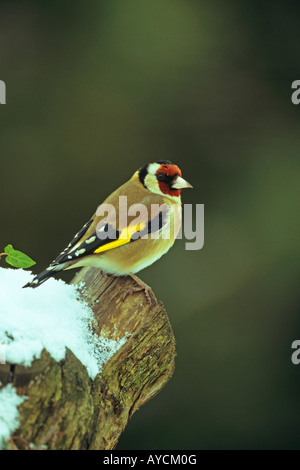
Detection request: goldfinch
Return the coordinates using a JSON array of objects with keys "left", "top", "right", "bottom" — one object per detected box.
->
[{"left": 24, "top": 161, "right": 192, "bottom": 303}]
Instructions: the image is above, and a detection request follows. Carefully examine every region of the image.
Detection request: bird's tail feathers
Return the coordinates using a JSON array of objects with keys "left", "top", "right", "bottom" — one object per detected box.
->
[{"left": 23, "top": 264, "right": 64, "bottom": 289}]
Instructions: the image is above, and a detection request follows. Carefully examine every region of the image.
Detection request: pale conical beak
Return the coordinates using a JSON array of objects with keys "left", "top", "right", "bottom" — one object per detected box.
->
[{"left": 172, "top": 175, "right": 193, "bottom": 189}]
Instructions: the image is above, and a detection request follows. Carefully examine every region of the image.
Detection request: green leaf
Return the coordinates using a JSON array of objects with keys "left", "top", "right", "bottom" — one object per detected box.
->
[
  {"left": 4, "top": 244, "right": 14, "bottom": 255},
  {"left": 4, "top": 245, "right": 36, "bottom": 269}
]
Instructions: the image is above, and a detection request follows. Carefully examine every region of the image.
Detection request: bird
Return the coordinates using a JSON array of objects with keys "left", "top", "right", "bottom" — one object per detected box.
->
[{"left": 23, "top": 161, "right": 192, "bottom": 304}]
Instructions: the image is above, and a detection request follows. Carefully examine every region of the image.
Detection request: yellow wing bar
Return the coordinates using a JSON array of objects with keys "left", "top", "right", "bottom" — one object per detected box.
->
[{"left": 93, "top": 222, "right": 145, "bottom": 254}]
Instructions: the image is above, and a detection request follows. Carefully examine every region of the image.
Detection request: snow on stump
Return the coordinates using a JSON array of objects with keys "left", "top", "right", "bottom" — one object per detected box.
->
[{"left": 0, "top": 267, "right": 176, "bottom": 450}]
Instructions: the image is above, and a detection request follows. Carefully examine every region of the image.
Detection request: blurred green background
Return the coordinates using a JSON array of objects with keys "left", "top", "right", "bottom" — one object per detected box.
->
[{"left": 1, "top": 0, "right": 300, "bottom": 450}]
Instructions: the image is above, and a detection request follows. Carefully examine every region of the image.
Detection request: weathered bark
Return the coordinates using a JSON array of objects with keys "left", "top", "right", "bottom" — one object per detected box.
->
[{"left": 0, "top": 268, "right": 176, "bottom": 450}]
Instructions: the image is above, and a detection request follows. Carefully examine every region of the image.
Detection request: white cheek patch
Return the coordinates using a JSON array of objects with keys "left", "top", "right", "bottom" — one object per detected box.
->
[
  {"left": 144, "top": 173, "right": 160, "bottom": 194},
  {"left": 147, "top": 163, "right": 161, "bottom": 175},
  {"left": 143, "top": 163, "right": 163, "bottom": 194}
]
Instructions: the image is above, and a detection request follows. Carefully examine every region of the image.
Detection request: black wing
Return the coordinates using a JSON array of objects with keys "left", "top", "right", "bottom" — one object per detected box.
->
[{"left": 51, "top": 210, "right": 168, "bottom": 265}]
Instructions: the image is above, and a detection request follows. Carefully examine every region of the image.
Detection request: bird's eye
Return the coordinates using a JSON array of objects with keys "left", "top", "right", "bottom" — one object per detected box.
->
[{"left": 157, "top": 173, "right": 166, "bottom": 182}]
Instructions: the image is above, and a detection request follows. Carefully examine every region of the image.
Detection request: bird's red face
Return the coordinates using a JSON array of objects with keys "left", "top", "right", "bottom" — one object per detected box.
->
[
  {"left": 155, "top": 163, "right": 183, "bottom": 198},
  {"left": 138, "top": 160, "right": 192, "bottom": 198}
]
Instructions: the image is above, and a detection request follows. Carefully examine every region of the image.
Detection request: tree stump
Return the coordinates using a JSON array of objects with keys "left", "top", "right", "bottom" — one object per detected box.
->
[{"left": 0, "top": 268, "right": 176, "bottom": 450}]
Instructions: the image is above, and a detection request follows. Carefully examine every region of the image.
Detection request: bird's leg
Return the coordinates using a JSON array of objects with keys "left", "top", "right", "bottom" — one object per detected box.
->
[{"left": 123, "top": 273, "right": 157, "bottom": 306}]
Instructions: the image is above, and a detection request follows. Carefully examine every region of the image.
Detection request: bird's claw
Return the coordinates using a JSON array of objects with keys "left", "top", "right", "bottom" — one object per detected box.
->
[{"left": 123, "top": 275, "right": 157, "bottom": 306}]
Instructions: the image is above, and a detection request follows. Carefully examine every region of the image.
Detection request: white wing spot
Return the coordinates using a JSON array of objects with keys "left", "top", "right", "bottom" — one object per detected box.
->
[
  {"left": 75, "top": 249, "right": 86, "bottom": 256},
  {"left": 85, "top": 236, "right": 96, "bottom": 244}
]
